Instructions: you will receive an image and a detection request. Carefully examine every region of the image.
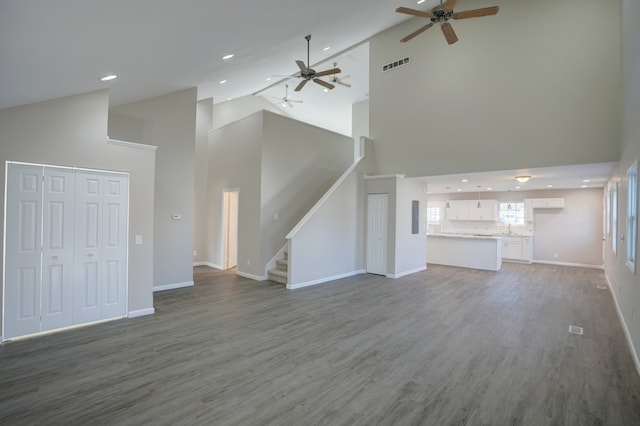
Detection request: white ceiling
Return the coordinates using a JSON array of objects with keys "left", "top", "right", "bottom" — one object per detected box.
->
[{"left": 0, "top": 0, "right": 620, "bottom": 189}]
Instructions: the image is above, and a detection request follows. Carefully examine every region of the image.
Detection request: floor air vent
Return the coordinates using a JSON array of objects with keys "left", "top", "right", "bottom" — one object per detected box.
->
[
  {"left": 382, "top": 57, "right": 410, "bottom": 72},
  {"left": 568, "top": 325, "right": 584, "bottom": 335}
]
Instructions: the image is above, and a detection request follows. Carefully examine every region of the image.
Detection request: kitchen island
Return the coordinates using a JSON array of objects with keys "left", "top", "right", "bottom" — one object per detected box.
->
[{"left": 427, "top": 233, "right": 503, "bottom": 271}]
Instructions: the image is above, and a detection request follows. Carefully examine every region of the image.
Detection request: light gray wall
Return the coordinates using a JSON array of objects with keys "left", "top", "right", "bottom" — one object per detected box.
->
[
  {"left": 260, "top": 112, "right": 354, "bottom": 270},
  {"left": 207, "top": 112, "right": 263, "bottom": 275},
  {"left": 352, "top": 99, "right": 370, "bottom": 140},
  {"left": 394, "top": 178, "right": 428, "bottom": 276},
  {"left": 109, "top": 89, "right": 197, "bottom": 290},
  {"left": 289, "top": 170, "right": 363, "bottom": 286},
  {"left": 604, "top": 0, "right": 640, "bottom": 370},
  {"left": 368, "top": 0, "right": 620, "bottom": 177},
  {"left": 0, "top": 90, "right": 156, "bottom": 328},
  {"left": 211, "top": 95, "right": 284, "bottom": 131},
  {"left": 194, "top": 99, "right": 213, "bottom": 264},
  {"left": 429, "top": 188, "right": 605, "bottom": 266}
]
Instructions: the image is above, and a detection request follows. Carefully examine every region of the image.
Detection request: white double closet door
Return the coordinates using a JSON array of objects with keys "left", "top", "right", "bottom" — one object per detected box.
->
[{"left": 4, "top": 163, "right": 128, "bottom": 340}]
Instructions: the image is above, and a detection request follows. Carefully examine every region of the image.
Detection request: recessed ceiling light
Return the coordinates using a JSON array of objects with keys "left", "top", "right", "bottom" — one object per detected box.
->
[
  {"left": 99, "top": 74, "right": 118, "bottom": 82},
  {"left": 487, "top": 187, "right": 493, "bottom": 191},
  {"left": 323, "top": 46, "right": 331, "bottom": 51},
  {"left": 222, "top": 54, "right": 234, "bottom": 60},
  {"left": 546, "top": 184, "right": 553, "bottom": 188},
  {"left": 457, "top": 188, "right": 462, "bottom": 192},
  {"left": 581, "top": 185, "right": 588, "bottom": 188},
  {"left": 219, "top": 79, "right": 227, "bottom": 84},
  {"left": 515, "top": 186, "right": 521, "bottom": 189},
  {"left": 583, "top": 179, "right": 591, "bottom": 183},
  {"left": 461, "top": 179, "right": 469, "bottom": 183},
  {"left": 417, "top": 0, "right": 426, "bottom": 3},
  {"left": 323, "top": 88, "right": 329, "bottom": 92},
  {"left": 265, "top": 77, "right": 272, "bottom": 82},
  {"left": 227, "top": 97, "right": 232, "bottom": 101}
]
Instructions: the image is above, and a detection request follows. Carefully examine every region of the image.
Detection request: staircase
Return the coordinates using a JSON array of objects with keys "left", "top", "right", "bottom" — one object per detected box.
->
[{"left": 267, "top": 248, "right": 288, "bottom": 285}]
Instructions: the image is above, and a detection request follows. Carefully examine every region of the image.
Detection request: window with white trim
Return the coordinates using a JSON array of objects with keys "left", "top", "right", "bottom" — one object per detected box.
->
[
  {"left": 426, "top": 206, "right": 441, "bottom": 225},
  {"left": 627, "top": 162, "right": 638, "bottom": 272},
  {"left": 498, "top": 202, "right": 525, "bottom": 225}
]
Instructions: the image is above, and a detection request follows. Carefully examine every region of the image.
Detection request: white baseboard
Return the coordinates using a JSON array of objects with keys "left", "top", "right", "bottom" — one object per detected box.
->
[
  {"left": 193, "top": 262, "right": 222, "bottom": 269},
  {"left": 236, "top": 271, "right": 268, "bottom": 281},
  {"left": 532, "top": 260, "right": 604, "bottom": 270},
  {"left": 128, "top": 307, "right": 155, "bottom": 318},
  {"left": 387, "top": 266, "right": 427, "bottom": 279},
  {"left": 153, "top": 281, "right": 194, "bottom": 292},
  {"left": 605, "top": 272, "right": 640, "bottom": 377},
  {"left": 287, "top": 270, "right": 365, "bottom": 290}
]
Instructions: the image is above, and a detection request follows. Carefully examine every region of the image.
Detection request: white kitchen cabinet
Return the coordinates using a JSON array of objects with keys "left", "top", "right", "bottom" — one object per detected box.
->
[
  {"left": 446, "top": 199, "right": 497, "bottom": 221},
  {"left": 524, "top": 199, "right": 534, "bottom": 222},
  {"left": 531, "top": 198, "right": 565, "bottom": 208},
  {"left": 446, "top": 200, "right": 469, "bottom": 221},
  {"left": 502, "top": 236, "right": 533, "bottom": 263},
  {"left": 469, "top": 200, "right": 497, "bottom": 221},
  {"left": 502, "top": 237, "right": 522, "bottom": 260}
]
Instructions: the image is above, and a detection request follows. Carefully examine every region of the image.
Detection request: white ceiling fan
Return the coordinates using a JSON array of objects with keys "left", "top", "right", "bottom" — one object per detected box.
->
[
  {"left": 272, "top": 84, "right": 303, "bottom": 108},
  {"left": 328, "top": 63, "right": 351, "bottom": 88}
]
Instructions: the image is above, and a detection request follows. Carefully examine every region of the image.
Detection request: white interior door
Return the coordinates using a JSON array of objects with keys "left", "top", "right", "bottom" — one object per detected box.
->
[
  {"left": 100, "top": 174, "right": 128, "bottom": 319},
  {"left": 223, "top": 190, "right": 239, "bottom": 270},
  {"left": 74, "top": 172, "right": 103, "bottom": 324},
  {"left": 41, "top": 167, "right": 75, "bottom": 332},
  {"left": 367, "top": 193, "right": 388, "bottom": 276},
  {"left": 4, "top": 164, "right": 43, "bottom": 339}
]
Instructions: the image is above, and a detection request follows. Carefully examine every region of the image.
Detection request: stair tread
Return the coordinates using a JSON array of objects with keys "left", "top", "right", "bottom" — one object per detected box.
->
[
  {"left": 276, "top": 259, "right": 288, "bottom": 266},
  {"left": 268, "top": 269, "right": 287, "bottom": 278}
]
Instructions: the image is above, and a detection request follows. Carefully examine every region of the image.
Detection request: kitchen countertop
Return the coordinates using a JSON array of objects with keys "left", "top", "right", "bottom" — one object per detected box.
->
[{"left": 428, "top": 233, "right": 503, "bottom": 240}]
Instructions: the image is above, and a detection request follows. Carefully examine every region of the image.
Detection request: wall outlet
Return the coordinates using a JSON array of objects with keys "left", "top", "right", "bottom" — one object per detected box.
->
[
  {"left": 135, "top": 235, "right": 143, "bottom": 245},
  {"left": 553, "top": 252, "right": 558, "bottom": 258},
  {"left": 247, "top": 259, "right": 251, "bottom": 266}
]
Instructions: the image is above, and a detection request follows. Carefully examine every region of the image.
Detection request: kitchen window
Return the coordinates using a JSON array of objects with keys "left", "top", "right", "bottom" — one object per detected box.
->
[
  {"left": 427, "top": 206, "right": 441, "bottom": 224},
  {"left": 498, "top": 202, "right": 525, "bottom": 226},
  {"left": 627, "top": 161, "right": 638, "bottom": 272}
]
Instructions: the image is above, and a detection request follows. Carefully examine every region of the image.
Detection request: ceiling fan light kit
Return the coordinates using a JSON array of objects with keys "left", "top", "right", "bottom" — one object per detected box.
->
[
  {"left": 396, "top": 0, "right": 499, "bottom": 45},
  {"left": 515, "top": 176, "right": 531, "bottom": 183}
]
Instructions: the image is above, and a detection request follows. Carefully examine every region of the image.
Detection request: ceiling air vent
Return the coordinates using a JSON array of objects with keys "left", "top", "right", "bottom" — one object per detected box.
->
[
  {"left": 568, "top": 325, "right": 584, "bottom": 335},
  {"left": 382, "top": 57, "right": 410, "bottom": 72}
]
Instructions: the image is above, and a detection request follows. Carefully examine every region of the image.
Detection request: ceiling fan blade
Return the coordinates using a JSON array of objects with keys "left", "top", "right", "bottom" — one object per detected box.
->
[
  {"left": 290, "top": 100, "right": 303, "bottom": 103},
  {"left": 314, "top": 68, "right": 341, "bottom": 77},
  {"left": 286, "top": 101, "right": 294, "bottom": 108},
  {"left": 452, "top": 6, "right": 500, "bottom": 20},
  {"left": 339, "top": 75, "right": 351, "bottom": 80},
  {"left": 441, "top": 22, "right": 459, "bottom": 45},
  {"left": 313, "top": 79, "right": 335, "bottom": 90},
  {"left": 442, "top": 0, "right": 458, "bottom": 11},
  {"left": 400, "top": 23, "right": 434, "bottom": 43},
  {"left": 338, "top": 81, "right": 352, "bottom": 88},
  {"left": 294, "top": 80, "right": 308, "bottom": 91},
  {"left": 271, "top": 96, "right": 282, "bottom": 100},
  {"left": 395, "top": 7, "right": 432, "bottom": 18},
  {"left": 296, "top": 60, "right": 310, "bottom": 74}
]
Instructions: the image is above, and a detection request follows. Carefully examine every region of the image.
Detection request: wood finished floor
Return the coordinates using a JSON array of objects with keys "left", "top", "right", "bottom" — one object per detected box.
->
[{"left": 1, "top": 263, "right": 639, "bottom": 425}]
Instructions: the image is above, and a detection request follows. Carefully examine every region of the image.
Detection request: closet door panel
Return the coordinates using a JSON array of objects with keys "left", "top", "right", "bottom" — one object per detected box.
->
[
  {"left": 4, "top": 164, "right": 43, "bottom": 339},
  {"left": 41, "top": 168, "right": 75, "bottom": 331},
  {"left": 73, "top": 172, "right": 103, "bottom": 324},
  {"left": 101, "top": 175, "right": 128, "bottom": 318}
]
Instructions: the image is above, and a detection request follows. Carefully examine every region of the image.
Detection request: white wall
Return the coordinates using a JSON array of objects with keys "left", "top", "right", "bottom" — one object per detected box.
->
[
  {"left": 109, "top": 89, "right": 197, "bottom": 290},
  {"left": 604, "top": 0, "right": 640, "bottom": 372},
  {"left": 368, "top": 0, "right": 620, "bottom": 177},
  {"left": 0, "top": 90, "right": 156, "bottom": 327},
  {"left": 352, "top": 99, "right": 370, "bottom": 140}
]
